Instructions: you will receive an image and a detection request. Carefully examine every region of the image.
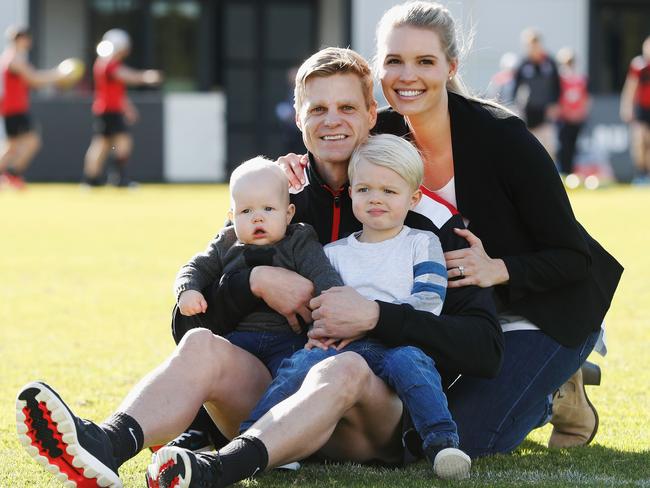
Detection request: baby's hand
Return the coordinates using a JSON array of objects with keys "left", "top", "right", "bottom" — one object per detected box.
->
[{"left": 178, "top": 290, "right": 208, "bottom": 316}]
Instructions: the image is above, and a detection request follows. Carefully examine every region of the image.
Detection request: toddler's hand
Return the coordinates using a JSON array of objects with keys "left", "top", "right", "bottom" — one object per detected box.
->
[{"left": 304, "top": 337, "right": 330, "bottom": 351}]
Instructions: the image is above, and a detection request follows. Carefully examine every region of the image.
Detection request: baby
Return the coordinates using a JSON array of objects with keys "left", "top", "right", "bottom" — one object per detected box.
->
[{"left": 174, "top": 156, "right": 342, "bottom": 376}]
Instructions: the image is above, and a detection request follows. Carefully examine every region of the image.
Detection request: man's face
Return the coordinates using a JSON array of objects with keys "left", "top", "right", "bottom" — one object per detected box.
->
[{"left": 296, "top": 73, "right": 377, "bottom": 167}]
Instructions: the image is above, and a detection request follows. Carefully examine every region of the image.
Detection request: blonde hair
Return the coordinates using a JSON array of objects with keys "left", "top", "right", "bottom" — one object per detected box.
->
[
  {"left": 294, "top": 47, "right": 374, "bottom": 112},
  {"left": 349, "top": 134, "right": 423, "bottom": 191},
  {"left": 374, "top": 1, "right": 472, "bottom": 96},
  {"left": 229, "top": 156, "right": 289, "bottom": 207}
]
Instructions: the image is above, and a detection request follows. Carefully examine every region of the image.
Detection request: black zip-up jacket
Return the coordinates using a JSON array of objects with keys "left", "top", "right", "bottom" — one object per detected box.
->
[
  {"left": 199, "top": 155, "right": 503, "bottom": 381},
  {"left": 376, "top": 93, "right": 623, "bottom": 348}
]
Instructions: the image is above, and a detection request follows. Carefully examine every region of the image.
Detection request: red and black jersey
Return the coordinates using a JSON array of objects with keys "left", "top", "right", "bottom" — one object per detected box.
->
[
  {"left": 92, "top": 57, "right": 125, "bottom": 114},
  {"left": 0, "top": 51, "right": 29, "bottom": 116},
  {"left": 628, "top": 55, "right": 650, "bottom": 109}
]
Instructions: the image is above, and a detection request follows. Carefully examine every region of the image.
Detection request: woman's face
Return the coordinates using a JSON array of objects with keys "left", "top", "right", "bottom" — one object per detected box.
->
[{"left": 378, "top": 26, "right": 457, "bottom": 117}]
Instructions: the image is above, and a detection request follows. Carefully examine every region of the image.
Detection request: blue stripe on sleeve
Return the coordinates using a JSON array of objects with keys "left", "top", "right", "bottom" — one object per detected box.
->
[
  {"left": 413, "top": 261, "right": 447, "bottom": 278},
  {"left": 412, "top": 282, "right": 447, "bottom": 299}
]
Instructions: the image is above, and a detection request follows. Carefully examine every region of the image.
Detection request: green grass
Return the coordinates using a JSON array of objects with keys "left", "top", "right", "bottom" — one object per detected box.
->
[{"left": 1, "top": 183, "right": 649, "bottom": 487}]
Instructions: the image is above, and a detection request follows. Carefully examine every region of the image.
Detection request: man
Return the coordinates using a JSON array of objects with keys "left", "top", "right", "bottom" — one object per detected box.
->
[
  {"left": 620, "top": 35, "right": 650, "bottom": 184},
  {"left": 82, "top": 29, "right": 162, "bottom": 187},
  {"left": 513, "top": 28, "right": 561, "bottom": 161},
  {"left": 0, "top": 26, "right": 65, "bottom": 188},
  {"left": 17, "top": 48, "right": 502, "bottom": 488}
]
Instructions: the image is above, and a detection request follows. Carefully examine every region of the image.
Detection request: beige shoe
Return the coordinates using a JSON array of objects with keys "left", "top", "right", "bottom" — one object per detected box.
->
[{"left": 548, "top": 368, "right": 599, "bottom": 448}]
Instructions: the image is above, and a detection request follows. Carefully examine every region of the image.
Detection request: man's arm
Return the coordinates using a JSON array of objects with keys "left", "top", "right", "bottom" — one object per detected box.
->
[
  {"left": 371, "top": 286, "right": 503, "bottom": 378},
  {"left": 620, "top": 72, "right": 638, "bottom": 123},
  {"left": 308, "top": 283, "right": 502, "bottom": 378},
  {"left": 207, "top": 265, "right": 314, "bottom": 331},
  {"left": 9, "top": 57, "right": 60, "bottom": 88}
]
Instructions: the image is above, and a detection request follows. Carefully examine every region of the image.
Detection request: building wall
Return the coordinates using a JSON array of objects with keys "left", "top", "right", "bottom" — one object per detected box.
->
[
  {"left": 318, "top": 0, "right": 347, "bottom": 49},
  {"left": 0, "top": 0, "right": 28, "bottom": 44},
  {"left": 164, "top": 93, "right": 226, "bottom": 182},
  {"left": 38, "top": 0, "right": 85, "bottom": 68}
]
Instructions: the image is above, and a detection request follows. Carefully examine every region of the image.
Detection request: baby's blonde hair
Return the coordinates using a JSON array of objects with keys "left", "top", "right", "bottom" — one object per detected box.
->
[
  {"left": 229, "top": 156, "right": 289, "bottom": 207},
  {"left": 349, "top": 134, "right": 423, "bottom": 191}
]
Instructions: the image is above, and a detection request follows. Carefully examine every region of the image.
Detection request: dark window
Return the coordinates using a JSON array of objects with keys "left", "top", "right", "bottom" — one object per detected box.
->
[
  {"left": 151, "top": 1, "right": 201, "bottom": 91},
  {"left": 88, "top": 0, "right": 204, "bottom": 92},
  {"left": 221, "top": 0, "right": 317, "bottom": 171},
  {"left": 590, "top": 0, "right": 650, "bottom": 93},
  {"left": 88, "top": 0, "right": 147, "bottom": 69}
]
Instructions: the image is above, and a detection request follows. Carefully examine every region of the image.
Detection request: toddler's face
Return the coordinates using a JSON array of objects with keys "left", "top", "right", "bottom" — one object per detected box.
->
[
  {"left": 231, "top": 174, "right": 294, "bottom": 245},
  {"left": 349, "top": 159, "right": 420, "bottom": 242}
]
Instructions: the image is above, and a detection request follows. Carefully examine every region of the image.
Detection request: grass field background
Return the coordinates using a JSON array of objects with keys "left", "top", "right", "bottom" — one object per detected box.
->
[{"left": 1, "top": 184, "right": 649, "bottom": 487}]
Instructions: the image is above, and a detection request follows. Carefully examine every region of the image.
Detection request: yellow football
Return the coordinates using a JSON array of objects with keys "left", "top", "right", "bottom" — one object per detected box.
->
[{"left": 57, "top": 58, "right": 85, "bottom": 88}]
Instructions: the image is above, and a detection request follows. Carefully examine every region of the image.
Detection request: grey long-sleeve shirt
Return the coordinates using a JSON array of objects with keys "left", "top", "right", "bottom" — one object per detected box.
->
[{"left": 174, "top": 223, "right": 343, "bottom": 333}]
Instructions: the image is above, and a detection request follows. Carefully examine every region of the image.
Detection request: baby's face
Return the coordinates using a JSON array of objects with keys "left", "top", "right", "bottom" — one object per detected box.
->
[{"left": 231, "top": 174, "right": 294, "bottom": 245}]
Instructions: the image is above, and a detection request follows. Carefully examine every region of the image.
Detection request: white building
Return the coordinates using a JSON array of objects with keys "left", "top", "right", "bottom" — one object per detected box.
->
[{"left": 1, "top": 0, "right": 647, "bottom": 182}]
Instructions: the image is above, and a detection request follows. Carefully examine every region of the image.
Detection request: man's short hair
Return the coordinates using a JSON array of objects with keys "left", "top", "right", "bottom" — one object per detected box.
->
[
  {"left": 294, "top": 47, "right": 374, "bottom": 112},
  {"left": 349, "top": 134, "right": 424, "bottom": 192},
  {"left": 5, "top": 25, "right": 30, "bottom": 42}
]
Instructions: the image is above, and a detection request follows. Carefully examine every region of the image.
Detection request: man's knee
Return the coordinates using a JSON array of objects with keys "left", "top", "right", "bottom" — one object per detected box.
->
[
  {"left": 175, "top": 328, "right": 231, "bottom": 371},
  {"left": 305, "top": 352, "right": 374, "bottom": 407}
]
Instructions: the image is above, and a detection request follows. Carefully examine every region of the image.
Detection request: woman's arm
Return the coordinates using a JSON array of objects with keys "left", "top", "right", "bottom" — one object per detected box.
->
[{"left": 493, "top": 117, "right": 591, "bottom": 303}]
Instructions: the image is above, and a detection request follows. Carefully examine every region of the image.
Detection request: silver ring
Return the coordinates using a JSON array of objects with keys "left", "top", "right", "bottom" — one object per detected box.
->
[{"left": 458, "top": 265, "right": 465, "bottom": 278}]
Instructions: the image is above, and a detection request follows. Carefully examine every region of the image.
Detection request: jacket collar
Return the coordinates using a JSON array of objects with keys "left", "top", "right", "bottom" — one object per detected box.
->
[{"left": 305, "top": 152, "right": 348, "bottom": 197}]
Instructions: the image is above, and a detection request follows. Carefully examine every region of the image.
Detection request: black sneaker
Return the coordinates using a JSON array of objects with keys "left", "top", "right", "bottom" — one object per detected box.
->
[
  {"left": 146, "top": 447, "right": 223, "bottom": 488},
  {"left": 16, "top": 381, "right": 122, "bottom": 488},
  {"left": 167, "top": 429, "right": 214, "bottom": 453}
]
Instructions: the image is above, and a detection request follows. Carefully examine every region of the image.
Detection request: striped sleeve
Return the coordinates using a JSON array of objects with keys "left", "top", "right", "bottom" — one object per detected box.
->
[{"left": 401, "top": 230, "right": 447, "bottom": 315}]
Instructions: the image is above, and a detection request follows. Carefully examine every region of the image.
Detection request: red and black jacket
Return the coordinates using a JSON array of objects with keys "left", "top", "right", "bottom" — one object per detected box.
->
[{"left": 289, "top": 155, "right": 361, "bottom": 245}]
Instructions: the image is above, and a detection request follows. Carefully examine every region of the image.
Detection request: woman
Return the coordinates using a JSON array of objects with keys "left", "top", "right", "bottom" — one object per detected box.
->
[
  {"left": 146, "top": 3, "right": 622, "bottom": 486},
  {"left": 275, "top": 1, "right": 620, "bottom": 454},
  {"left": 370, "top": 1, "right": 622, "bottom": 453}
]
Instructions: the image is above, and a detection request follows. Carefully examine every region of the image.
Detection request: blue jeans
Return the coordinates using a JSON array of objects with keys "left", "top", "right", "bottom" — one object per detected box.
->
[
  {"left": 240, "top": 339, "right": 458, "bottom": 450},
  {"left": 226, "top": 330, "right": 307, "bottom": 377},
  {"left": 446, "top": 329, "right": 600, "bottom": 458}
]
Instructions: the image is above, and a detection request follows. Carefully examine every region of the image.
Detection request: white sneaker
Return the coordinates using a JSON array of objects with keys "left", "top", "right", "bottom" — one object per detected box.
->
[{"left": 433, "top": 447, "right": 471, "bottom": 480}]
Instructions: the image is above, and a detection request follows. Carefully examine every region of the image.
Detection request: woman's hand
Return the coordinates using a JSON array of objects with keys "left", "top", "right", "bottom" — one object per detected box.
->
[
  {"left": 277, "top": 153, "right": 308, "bottom": 190},
  {"left": 444, "top": 228, "right": 510, "bottom": 288},
  {"left": 250, "top": 266, "right": 314, "bottom": 332},
  {"left": 308, "top": 286, "right": 379, "bottom": 341}
]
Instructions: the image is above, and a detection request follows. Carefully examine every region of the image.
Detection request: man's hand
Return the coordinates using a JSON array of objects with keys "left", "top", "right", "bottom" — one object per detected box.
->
[
  {"left": 308, "top": 286, "right": 379, "bottom": 341},
  {"left": 277, "top": 153, "right": 308, "bottom": 190},
  {"left": 250, "top": 266, "right": 314, "bottom": 333},
  {"left": 178, "top": 290, "right": 208, "bottom": 316}
]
